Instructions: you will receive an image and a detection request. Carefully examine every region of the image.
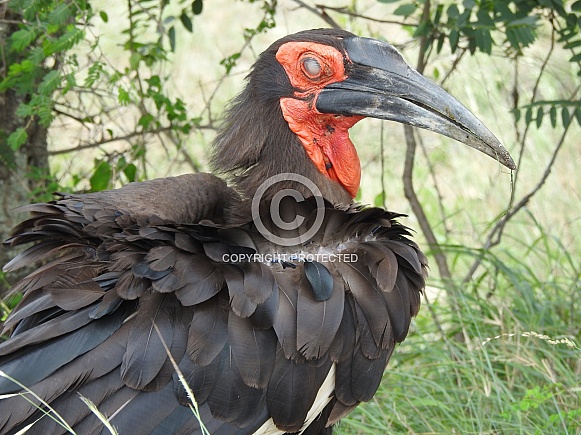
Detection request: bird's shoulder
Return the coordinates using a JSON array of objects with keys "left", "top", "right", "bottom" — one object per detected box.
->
[{"left": 69, "top": 172, "right": 237, "bottom": 226}]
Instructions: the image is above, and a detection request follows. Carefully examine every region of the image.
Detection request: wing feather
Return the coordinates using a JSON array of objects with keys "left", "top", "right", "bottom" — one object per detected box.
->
[
  {"left": 334, "top": 259, "right": 392, "bottom": 349},
  {"left": 186, "top": 298, "right": 228, "bottom": 366},
  {"left": 121, "top": 292, "right": 189, "bottom": 391},
  {"left": 0, "top": 305, "right": 127, "bottom": 395},
  {"left": 296, "top": 264, "right": 344, "bottom": 360},
  {"left": 266, "top": 349, "right": 332, "bottom": 432},
  {"left": 228, "top": 311, "right": 277, "bottom": 388}
]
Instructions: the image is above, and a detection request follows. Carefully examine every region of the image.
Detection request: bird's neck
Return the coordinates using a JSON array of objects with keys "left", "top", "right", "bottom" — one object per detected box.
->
[{"left": 211, "top": 94, "right": 352, "bottom": 222}]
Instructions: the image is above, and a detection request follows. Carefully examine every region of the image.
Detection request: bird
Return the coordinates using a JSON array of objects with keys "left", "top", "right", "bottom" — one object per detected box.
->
[{"left": 0, "top": 28, "right": 514, "bottom": 434}]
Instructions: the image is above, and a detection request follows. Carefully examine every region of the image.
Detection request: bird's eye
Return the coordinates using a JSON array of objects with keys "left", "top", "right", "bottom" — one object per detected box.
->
[{"left": 301, "top": 57, "right": 322, "bottom": 78}]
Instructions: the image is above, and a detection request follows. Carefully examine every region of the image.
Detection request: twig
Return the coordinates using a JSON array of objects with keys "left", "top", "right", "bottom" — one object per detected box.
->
[
  {"left": 512, "top": 23, "right": 556, "bottom": 192},
  {"left": 415, "top": 0, "right": 432, "bottom": 74},
  {"left": 403, "top": 126, "right": 451, "bottom": 280},
  {"left": 180, "top": 148, "right": 202, "bottom": 173},
  {"left": 48, "top": 127, "right": 173, "bottom": 155},
  {"left": 53, "top": 107, "right": 91, "bottom": 129},
  {"left": 201, "top": 8, "right": 276, "bottom": 122},
  {"left": 417, "top": 133, "right": 450, "bottom": 238},
  {"left": 440, "top": 48, "right": 466, "bottom": 87},
  {"left": 126, "top": 0, "right": 148, "bottom": 117},
  {"left": 379, "top": 122, "right": 386, "bottom": 208},
  {"left": 290, "top": 0, "right": 341, "bottom": 29},
  {"left": 314, "top": 4, "right": 414, "bottom": 26}
]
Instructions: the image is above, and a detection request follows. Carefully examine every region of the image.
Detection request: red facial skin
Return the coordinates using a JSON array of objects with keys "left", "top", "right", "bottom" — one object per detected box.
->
[{"left": 276, "top": 42, "right": 363, "bottom": 199}]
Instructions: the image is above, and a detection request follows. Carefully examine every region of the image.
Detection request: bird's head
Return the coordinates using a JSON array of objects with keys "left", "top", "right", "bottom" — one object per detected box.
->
[{"left": 213, "top": 29, "right": 515, "bottom": 202}]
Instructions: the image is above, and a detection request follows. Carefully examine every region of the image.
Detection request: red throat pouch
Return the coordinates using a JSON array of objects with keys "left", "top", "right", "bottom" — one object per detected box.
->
[{"left": 280, "top": 97, "right": 363, "bottom": 198}]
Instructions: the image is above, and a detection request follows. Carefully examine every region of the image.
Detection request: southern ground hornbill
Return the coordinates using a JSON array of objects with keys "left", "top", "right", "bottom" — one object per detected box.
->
[{"left": 0, "top": 29, "right": 514, "bottom": 434}]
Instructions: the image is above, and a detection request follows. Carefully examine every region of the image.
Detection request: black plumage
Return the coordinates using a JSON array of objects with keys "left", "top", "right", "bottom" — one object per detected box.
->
[{"left": 0, "top": 28, "right": 514, "bottom": 434}]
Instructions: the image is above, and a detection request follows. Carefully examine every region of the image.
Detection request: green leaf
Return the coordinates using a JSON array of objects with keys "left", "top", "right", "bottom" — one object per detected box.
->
[
  {"left": 507, "top": 16, "right": 539, "bottom": 27},
  {"left": 123, "top": 164, "right": 137, "bottom": 182},
  {"left": 536, "top": 106, "right": 543, "bottom": 128},
  {"left": 38, "top": 70, "right": 61, "bottom": 95},
  {"left": 100, "top": 11, "right": 109, "bottom": 22},
  {"left": 89, "top": 161, "right": 113, "bottom": 192},
  {"left": 413, "top": 21, "right": 429, "bottom": 38},
  {"left": 85, "top": 62, "right": 104, "bottom": 87},
  {"left": 168, "top": 26, "right": 176, "bottom": 52},
  {"left": 436, "top": 33, "right": 445, "bottom": 53},
  {"left": 118, "top": 87, "right": 130, "bottom": 105},
  {"left": 377, "top": 0, "right": 400, "bottom": 3},
  {"left": 180, "top": 12, "right": 193, "bottom": 32},
  {"left": 374, "top": 192, "right": 385, "bottom": 207},
  {"left": 506, "top": 28, "right": 519, "bottom": 50},
  {"left": 28, "top": 46, "right": 45, "bottom": 65},
  {"left": 7, "top": 128, "right": 28, "bottom": 151},
  {"left": 564, "top": 39, "right": 581, "bottom": 50},
  {"left": 572, "top": 0, "right": 581, "bottom": 11},
  {"left": 63, "top": 72, "right": 76, "bottom": 93},
  {"left": 447, "top": 4, "right": 460, "bottom": 19},
  {"left": 192, "top": 0, "right": 203, "bottom": 15},
  {"left": 37, "top": 101, "right": 54, "bottom": 127},
  {"left": 575, "top": 107, "right": 581, "bottom": 126},
  {"left": 44, "top": 27, "right": 85, "bottom": 55},
  {"left": 475, "top": 10, "right": 495, "bottom": 29},
  {"left": 449, "top": 30, "right": 459, "bottom": 53},
  {"left": 10, "top": 29, "right": 35, "bottom": 52},
  {"left": 220, "top": 52, "right": 241, "bottom": 74},
  {"left": 549, "top": 106, "right": 557, "bottom": 128},
  {"left": 434, "top": 4, "right": 443, "bottom": 26},
  {"left": 394, "top": 3, "right": 417, "bottom": 16},
  {"left": 15, "top": 102, "right": 34, "bottom": 117},
  {"left": 48, "top": 3, "right": 71, "bottom": 25},
  {"left": 525, "top": 107, "right": 533, "bottom": 125},
  {"left": 129, "top": 53, "right": 141, "bottom": 70},
  {"left": 475, "top": 29, "right": 492, "bottom": 54},
  {"left": 146, "top": 75, "right": 162, "bottom": 89},
  {"left": 569, "top": 53, "right": 581, "bottom": 63},
  {"left": 561, "top": 108, "right": 571, "bottom": 127},
  {"left": 138, "top": 113, "right": 155, "bottom": 129}
]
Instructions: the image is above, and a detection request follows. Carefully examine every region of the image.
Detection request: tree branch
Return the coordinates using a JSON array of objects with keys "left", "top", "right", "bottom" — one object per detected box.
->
[
  {"left": 47, "top": 127, "right": 173, "bottom": 156},
  {"left": 290, "top": 0, "right": 341, "bottom": 29},
  {"left": 314, "top": 4, "right": 415, "bottom": 26},
  {"left": 400, "top": 0, "right": 452, "bottom": 279},
  {"left": 417, "top": 133, "right": 451, "bottom": 238},
  {"left": 403, "top": 125, "right": 451, "bottom": 280}
]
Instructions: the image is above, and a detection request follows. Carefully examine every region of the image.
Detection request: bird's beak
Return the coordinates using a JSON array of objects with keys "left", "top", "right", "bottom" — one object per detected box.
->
[{"left": 316, "top": 37, "right": 516, "bottom": 170}]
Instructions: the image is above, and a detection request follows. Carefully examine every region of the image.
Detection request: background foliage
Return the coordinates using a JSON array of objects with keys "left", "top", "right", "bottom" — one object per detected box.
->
[{"left": 1, "top": 0, "right": 580, "bottom": 433}]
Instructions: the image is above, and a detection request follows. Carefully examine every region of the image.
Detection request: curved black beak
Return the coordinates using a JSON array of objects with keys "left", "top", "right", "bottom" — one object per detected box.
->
[{"left": 316, "top": 37, "right": 516, "bottom": 170}]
